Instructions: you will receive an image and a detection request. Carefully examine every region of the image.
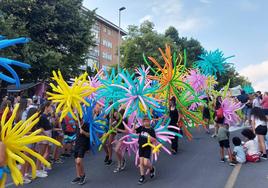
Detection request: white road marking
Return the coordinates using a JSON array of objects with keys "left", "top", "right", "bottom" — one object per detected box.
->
[{"left": 224, "top": 164, "right": 242, "bottom": 188}]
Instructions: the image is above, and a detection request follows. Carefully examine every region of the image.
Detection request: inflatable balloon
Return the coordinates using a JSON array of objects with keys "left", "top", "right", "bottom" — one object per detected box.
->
[
  {"left": 144, "top": 45, "right": 205, "bottom": 134},
  {"left": 194, "top": 49, "right": 234, "bottom": 77},
  {"left": 82, "top": 99, "right": 108, "bottom": 153},
  {"left": 0, "top": 104, "right": 61, "bottom": 187},
  {"left": 0, "top": 36, "right": 30, "bottom": 87},
  {"left": 47, "top": 71, "right": 97, "bottom": 122}
]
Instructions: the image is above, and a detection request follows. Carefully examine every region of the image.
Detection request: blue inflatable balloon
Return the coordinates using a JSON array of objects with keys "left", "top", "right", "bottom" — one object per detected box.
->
[{"left": 0, "top": 36, "right": 30, "bottom": 88}]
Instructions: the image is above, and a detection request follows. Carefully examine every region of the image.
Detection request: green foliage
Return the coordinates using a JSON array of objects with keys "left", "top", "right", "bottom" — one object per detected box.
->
[
  {"left": 121, "top": 22, "right": 250, "bottom": 89},
  {"left": 0, "top": 0, "right": 95, "bottom": 82}
]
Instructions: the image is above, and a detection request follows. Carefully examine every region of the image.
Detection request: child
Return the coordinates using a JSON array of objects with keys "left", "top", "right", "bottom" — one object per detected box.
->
[
  {"left": 232, "top": 137, "right": 246, "bottom": 163},
  {"left": 241, "top": 128, "right": 260, "bottom": 162},
  {"left": 113, "top": 109, "right": 127, "bottom": 173},
  {"left": 136, "top": 116, "right": 156, "bottom": 184},
  {"left": 217, "top": 124, "right": 236, "bottom": 165},
  {"left": 71, "top": 122, "right": 90, "bottom": 185}
]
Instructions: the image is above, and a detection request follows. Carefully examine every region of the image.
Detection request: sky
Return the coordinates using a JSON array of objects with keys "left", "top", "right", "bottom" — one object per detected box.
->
[{"left": 83, "top": 0, "right": 268, "bottom": 91}]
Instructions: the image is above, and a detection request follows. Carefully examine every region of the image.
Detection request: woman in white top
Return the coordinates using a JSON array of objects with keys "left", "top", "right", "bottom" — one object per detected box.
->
[
  {"left": 251, "top": 107, "right": 267, "bottom": 159},
  {"left": 253, "top": 93, "right": 262, "bottom": 108}
]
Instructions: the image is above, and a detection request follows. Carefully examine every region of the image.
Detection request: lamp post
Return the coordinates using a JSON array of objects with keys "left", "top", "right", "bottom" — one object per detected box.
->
[{"left": 118, "top": 6, "right": 126, "bottom": 72}]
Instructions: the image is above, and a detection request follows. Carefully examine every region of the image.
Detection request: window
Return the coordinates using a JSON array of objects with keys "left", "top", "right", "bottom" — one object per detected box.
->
[
  {"left": 103, "top": 27, "right": 107, "bottom": 33},
  {"left": 107, "top": 29, "right": 112, "bottom": 35},
  {"left": 89, "top": 47, "right": 99, "bottom": 57},
  {"left": 102, "top": 39, "right": 112, "bottom": 48},
  {"left": 102, "top": 52, "right": 112, "bottom": 61}
]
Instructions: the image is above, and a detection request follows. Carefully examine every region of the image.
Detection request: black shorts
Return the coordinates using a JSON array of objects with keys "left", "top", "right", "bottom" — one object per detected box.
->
[
  {"left": 263, "top": 109, "right": 268, "bottom": 116},
  {"left": 219, "top": 140, "right": 230, "bottom": 148},
  {"left": 139, "top": 146, "right": 151, "bottom": 159},
  {"left": 255, "top": 125, "right": 267, "bottom": 136},
  {"left": 74, "top": 145, "right": 88, "bottom": 159}
]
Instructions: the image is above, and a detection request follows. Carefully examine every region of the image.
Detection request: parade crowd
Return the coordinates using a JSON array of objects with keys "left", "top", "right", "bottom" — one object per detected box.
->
[{"left": 0, "top": 90, "right": 268, "bottom": 186}]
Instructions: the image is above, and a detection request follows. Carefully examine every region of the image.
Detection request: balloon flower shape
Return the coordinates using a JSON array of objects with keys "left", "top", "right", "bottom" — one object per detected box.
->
[
  {"left": 194, "top": 49, "right": 234, "bottom": 77},
  {"left": 47, "top": 71, "right": 96, "bottom": 122},
  {"left": 0, "top": 36, "right": 31, "bottom": 88},
  {"left": 106, "top": 70, "right": 163, "bottom": 119},
  {"left": 144, "top": 44, "right": 205, "bottom": 131},
  {"left": 243, "top": 85, "right": 254, "bottom": 94},
  {"left": 186, "top": 69, "right": 207, "bottom": 93},
  {"left": 0, "top": 104, "right": 61, "bottom": 187},
  {"left": 82, "top": 99, "right": 108, "bottom": 153},
  {"left": 221, "top": 98, "right": 242, "bottom": 125}
]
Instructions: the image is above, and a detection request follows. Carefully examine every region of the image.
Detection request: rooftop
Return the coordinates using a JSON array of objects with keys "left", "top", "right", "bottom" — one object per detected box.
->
[{"left": 82, "top": 6, "right": 127, "bottom": 36}]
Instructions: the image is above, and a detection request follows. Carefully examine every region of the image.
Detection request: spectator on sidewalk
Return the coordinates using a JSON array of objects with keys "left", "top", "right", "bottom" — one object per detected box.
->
[
  {"left": 261, "top": 92, "right": 268, "bottom": 117},
  {"left": 241, "top": 128, "right": 260, "bottom": 162},
  {"left": 250, "top": 107, "right": 267, "bottom": 160},
  {"left": 232, "top": 137, "right": 246, "bottom": 164},
  {"left": 217, "top": 124, "right": 236, "bottom": 165}
]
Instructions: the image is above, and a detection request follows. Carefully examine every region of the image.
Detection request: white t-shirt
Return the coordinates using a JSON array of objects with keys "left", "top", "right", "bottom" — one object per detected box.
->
[
  {"left": 252, "top": 117, "right": 267, "bottom": 129},
  {"left": 244, "top": 140, "right": 259, "bottom": 156},
  {"left": 253, "top": 98, "right": 262, "bottom": 108},
  {"left": 233, "top": 146, "right": 246, "bottom": 163}
]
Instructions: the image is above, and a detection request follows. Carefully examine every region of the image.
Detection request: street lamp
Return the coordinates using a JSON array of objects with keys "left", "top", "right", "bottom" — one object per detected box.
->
[{"left": 118, "top": 6, "right": 126, "bottom": 72}]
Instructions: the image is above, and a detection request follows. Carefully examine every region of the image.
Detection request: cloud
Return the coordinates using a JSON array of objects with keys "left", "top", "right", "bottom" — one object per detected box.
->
[
  {"left": 239, "top": 60, "right": 268, "bottom": 92},
  {"left": 139, "top": 15, "right": 153, "bottom": 23},
  {"left": 148, "top": 0, "right": 210, "bottom": 34}
]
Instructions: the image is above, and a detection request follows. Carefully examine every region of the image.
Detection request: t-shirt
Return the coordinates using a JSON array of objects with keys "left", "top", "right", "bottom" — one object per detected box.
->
[
  {"left": 262, "top": 96, "right": 268, "bottom": 109},
  {"left": 76, "top": 123, "right": 90, "bottom": 149},
  {"left": 252, "top": 117, "right": 267, "bottom": 129},
  {"left": 233, "top": 146, "right": 246, "bottom": 163},
  {"left": 136, "top": 126, "right": 156, "bottom": 149},
  {"left": 217, "top": 127, "right": 229, "bottom": 141},
  {"left": 169, "top": 108, "right": 179, "bottom": 125},
  {"left": 37, "top": 114, "right": 52, "bottom": 131},
  {"left": 244, "top": 140, "right": 258, "bottom": 156},
  {"left": 253, "top": 98, "right": 262, "bottom": 108}
]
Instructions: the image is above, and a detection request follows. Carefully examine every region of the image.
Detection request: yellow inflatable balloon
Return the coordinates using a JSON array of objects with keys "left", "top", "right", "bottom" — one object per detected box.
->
[
  {"left": 0, "top": 104, "right": 61, "bottom": 187},
  {"left": 47, "top": 70, "right": 97, "bottom": 122},
  {"left": 142, "top": 136, "right": 162, "bottom": 154}
]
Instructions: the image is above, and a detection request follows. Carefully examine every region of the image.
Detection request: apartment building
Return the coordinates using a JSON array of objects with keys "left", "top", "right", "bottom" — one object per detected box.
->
[{"left": 82, "top": 7, "right": 127, "bottom": 70}]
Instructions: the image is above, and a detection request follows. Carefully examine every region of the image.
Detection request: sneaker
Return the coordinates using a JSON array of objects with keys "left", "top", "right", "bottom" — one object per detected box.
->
[
  {"left": 113, "top": 166, "right": 121, "bottom": 173},
  {"left": 23, "top": 177, "right": 32, "bottom": 184},
  {"left": 104, "top": 155, "right": 109, "bottom": 163},
  {"left": 138, "top": 175, "right": 145, "bottom": 185},
  {"left": 211, "top": 134, "right": 216, "bottom": 138},
  {"left": 36, "top": 170, "right": 48, "bottom": 178},
  {"left": 71, "top": 177, "right": 81, "bottom": 184},
  {"left": 41, "top": 170, "right": 48, "bottom": 175},
  {"left": 150, "top": 167, "right": 156, "bottom": 178},
  {"left": 105, "top": 160, "right": 113, "bottom": 166},
  {"left": 55, "top": 159, "right": 64, "bottom": 164},
  {"left": 220, "top": 158, "right": 225, "bottom": 163},
  {"left": 121, "top": 159, "right": 126, "bottom": 170},
  {"left": 229, "top": 161, "right": 237, "bottom": 166},
  {"left": 261, "top": 154, "right": 268, "bottom": 160},
  {"left": 78, "top": 175, "right": 86, "bottom": 185}
]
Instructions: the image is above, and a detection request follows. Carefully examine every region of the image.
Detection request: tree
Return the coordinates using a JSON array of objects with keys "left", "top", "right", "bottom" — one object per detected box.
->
[
  {"left": 0, "top": 0, "right": 95, "bottom": 82},
  {"left": 215, "top": 66, "right": 251, "bottom": 90},
  {"left": 121, "top": 21, "right": 176, "bottom": 71},
  {"left": 165, "top": 27, "right": 204, "bottom": 67}
]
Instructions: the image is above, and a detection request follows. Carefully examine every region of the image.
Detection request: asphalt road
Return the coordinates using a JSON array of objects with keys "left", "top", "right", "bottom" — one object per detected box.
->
[{"left": 6, "top": 127, "right": 268, "bottom": 188}]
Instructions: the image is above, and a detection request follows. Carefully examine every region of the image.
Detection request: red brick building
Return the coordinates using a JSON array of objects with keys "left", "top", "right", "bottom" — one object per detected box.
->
[{"left": 82, "top": 7, "right": 127, "bottom": 70}]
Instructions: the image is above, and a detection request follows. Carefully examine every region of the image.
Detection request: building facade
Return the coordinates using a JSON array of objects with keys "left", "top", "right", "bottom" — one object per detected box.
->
[{"left": 82, "top": 7, "right": 127, "bottom": 70}]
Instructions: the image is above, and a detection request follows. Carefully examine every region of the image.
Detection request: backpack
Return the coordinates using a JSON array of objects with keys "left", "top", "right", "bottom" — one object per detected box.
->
[
  {"left": 63, "top": 115, "right": 77, "bottom": 133},
  {"left": 216, "top": 107, "right": 224, "bottom": 119}
]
